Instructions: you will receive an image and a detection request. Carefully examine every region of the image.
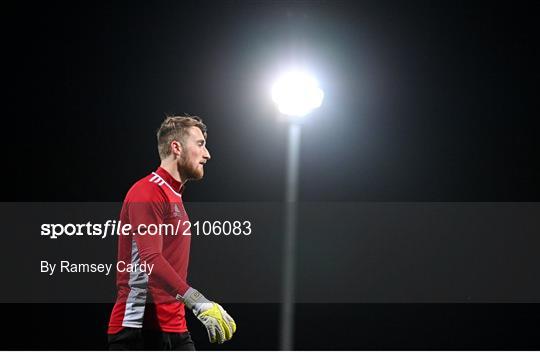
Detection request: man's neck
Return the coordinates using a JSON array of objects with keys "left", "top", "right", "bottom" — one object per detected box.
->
[{"left": 159, "top": 160, "right": 184, "bottom": 185}]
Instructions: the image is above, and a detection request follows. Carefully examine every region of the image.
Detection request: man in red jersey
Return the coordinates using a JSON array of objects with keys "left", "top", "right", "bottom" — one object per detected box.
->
[{"left": 108, "top": 115, "right": 236, "bottom": 350}]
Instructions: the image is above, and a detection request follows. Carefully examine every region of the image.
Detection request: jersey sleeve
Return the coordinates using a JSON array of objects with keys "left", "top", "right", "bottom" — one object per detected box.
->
[{"left": 126, "top": 186, "right": 190, "bottom": 298}]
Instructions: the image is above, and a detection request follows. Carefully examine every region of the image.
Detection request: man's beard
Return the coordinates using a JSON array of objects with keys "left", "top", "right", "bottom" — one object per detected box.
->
[{"left": 179, "top": 155, "right": 203, "bottom": 181}]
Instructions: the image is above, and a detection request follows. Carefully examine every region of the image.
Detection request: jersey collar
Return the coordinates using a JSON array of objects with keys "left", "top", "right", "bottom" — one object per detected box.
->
[{"left": 156, "top": 166, "right": 185, "bottom": 194}]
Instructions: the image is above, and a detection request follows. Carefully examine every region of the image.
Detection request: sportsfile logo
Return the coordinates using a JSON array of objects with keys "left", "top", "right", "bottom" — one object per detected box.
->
[
  {"left": 41, "top": 220, "right": 131, "bottom": 239},
  {"left": 41, "top": 219, "right": 253, "bottom": 239}
]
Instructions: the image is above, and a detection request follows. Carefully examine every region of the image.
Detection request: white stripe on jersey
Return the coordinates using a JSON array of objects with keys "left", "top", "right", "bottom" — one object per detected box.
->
[
  {"left": 122, "top": 239, "right": 149, "bottom": 328},
  {"left": 150, "top": 172, "right": 183, "bottom": 197}
]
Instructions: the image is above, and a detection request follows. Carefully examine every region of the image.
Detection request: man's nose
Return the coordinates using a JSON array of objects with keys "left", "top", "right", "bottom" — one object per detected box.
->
[{"left": 204, "top": 147, "right": 211, "bottom": 160}]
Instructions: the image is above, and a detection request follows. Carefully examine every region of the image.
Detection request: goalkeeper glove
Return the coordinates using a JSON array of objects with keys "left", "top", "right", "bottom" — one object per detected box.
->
[{"left": 177, "top": 287, "right": 236, "bottom": 344}]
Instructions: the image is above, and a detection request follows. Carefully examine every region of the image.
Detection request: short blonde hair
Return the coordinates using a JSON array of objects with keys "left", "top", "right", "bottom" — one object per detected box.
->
[{"left": 156, "top": 115, "right": 207, "bottom": 160}]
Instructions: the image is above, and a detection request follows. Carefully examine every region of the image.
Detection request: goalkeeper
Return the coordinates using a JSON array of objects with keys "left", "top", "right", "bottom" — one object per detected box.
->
[{"left": 108, "top": 115, "right": 236, "bottom": 350}]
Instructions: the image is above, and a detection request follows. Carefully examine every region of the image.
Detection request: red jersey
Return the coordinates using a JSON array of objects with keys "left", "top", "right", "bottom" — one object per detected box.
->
[{"left": 108, "top": 167, "right": 192, "bottom": 333}]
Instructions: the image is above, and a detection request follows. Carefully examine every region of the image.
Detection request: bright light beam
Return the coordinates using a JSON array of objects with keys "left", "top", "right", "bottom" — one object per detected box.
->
[{"left": 272, "top": 71, "right": 324, "bottom": 117}]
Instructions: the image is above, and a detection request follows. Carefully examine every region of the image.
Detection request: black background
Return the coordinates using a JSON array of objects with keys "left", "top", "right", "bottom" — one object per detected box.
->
[{"left": 2, "top": 0, "right": 539, "bottom": 349}]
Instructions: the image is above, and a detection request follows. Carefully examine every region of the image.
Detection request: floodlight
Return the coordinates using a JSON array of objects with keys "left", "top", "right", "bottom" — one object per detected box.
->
[{"left": 272, "top": 71, "right": 324, "bottom": 117}]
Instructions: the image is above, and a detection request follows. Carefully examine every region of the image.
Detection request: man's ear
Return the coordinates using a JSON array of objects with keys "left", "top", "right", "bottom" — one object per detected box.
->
[{"left": 170, "top": 140, "right": 182, "bottom": 157}]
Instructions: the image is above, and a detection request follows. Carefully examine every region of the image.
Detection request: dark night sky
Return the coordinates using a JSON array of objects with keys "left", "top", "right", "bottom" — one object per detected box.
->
[{"left": 4, "top": 0, "right": 539, "bottom": 202}]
